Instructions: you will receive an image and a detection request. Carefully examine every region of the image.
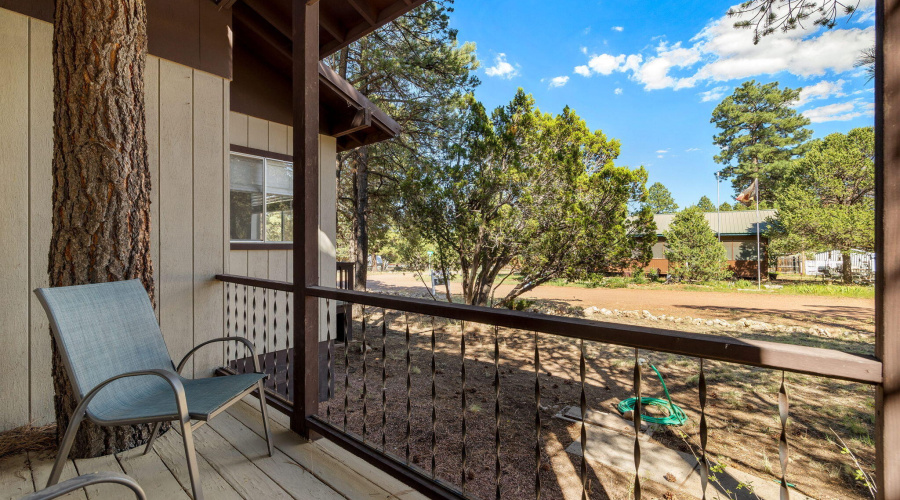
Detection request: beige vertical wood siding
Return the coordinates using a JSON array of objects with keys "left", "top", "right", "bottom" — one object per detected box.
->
[
  {"left": 0, "top": 9, "right": 230, "bottom": 430},
  {"left": 228, "top": 112, "right": 338, "bottom": 343}
]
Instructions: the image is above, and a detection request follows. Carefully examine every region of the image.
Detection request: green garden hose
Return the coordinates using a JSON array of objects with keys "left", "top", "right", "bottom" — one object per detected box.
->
[{"left": 616, "top": 364, "right": 688, "bottom": 426}]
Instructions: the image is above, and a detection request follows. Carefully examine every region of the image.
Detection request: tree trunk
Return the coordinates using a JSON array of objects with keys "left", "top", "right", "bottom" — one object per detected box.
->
[
  {"left": 352, "top": 147, "right": 370, "bottom": 292},
  {"left": 49, "top": 0, "right": 158, "bottom": 458},
  {"left": 842, "top": 251, "right": 853, "bottom": 284}
]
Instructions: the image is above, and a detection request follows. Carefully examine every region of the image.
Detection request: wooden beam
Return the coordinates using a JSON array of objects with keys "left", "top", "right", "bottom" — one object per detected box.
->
[
  {"left": 331, "top": 107, "right": 372, "bottom": 137},
  {"left": 876, "top": 0, "right": 900, "bottom": 496},
  {"left": 320, "top": 0, "right": 429, "bottom": 58},
  {"left": 346, "top": 0, "right": 377, "bottom": 26},
  {"left": 319, "top": 11, "right": 347, "bottom": 42},
  {"left": 291, "top": 0, "right": 320, "bottom": 438}
]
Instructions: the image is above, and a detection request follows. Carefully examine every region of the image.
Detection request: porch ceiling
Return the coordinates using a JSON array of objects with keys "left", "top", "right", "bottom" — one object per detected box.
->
[{"left": 227, "top": 0, "right": 422, "bottom": 151}]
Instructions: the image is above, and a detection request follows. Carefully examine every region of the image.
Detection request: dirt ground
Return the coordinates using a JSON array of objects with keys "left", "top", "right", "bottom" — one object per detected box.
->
[{"left": 366, "top": 272, "right": 875, "bottom": 335}]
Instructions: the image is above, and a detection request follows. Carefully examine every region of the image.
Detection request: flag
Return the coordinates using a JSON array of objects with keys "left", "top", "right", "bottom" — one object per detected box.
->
[{"left": 736, "top": 178, "right": 758, "bottom": 206}]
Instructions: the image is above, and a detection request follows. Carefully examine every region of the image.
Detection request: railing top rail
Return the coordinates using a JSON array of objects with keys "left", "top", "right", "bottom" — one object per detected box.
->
[
  {"left": 216, "top": 274, "right": 294, "bottom": 293},
  {"left": 306, "top": 285, "right": 883, "bottom": 385}
]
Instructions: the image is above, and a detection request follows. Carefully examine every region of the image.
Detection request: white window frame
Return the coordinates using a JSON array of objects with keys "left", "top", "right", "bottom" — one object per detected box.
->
[{"left": 229, "top": 151, "right": 294, "bottom": 243}]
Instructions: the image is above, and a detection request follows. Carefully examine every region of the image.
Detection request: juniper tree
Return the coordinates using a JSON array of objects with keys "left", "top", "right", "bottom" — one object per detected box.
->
[
  {"left": 771, "top": 127, "right": 875, "bottom": 283},
  {"left": 665, "top": 207, "right": 730, "bottom": 282}
]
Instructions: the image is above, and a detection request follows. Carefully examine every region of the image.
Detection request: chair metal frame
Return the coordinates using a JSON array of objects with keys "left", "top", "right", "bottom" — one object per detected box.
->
[
  {"left": 37, "top": 285, "right": 274, "bottom": 500},
  {"left": 23, "top": 472, "right": 146, "bottom": 500}
]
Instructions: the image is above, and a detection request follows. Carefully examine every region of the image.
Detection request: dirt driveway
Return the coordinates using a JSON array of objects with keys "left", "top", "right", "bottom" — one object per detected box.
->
[{"left": 366, "top": 272, "right": 875, "bottom": 333}]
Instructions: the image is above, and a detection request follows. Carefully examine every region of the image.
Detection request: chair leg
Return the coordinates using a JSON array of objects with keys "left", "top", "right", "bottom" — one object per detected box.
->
[
  {"left": 179, "top": 419, "right": 204, "bottom": 500},
  {"left": 258, "top": 380, "right": 274, "bottom": 457},
  {"left": 143, "top": 421, "right": 164, "bottom": 455},
  {"left": 47, "top": 410, "right": 87, "bottom": 488}
]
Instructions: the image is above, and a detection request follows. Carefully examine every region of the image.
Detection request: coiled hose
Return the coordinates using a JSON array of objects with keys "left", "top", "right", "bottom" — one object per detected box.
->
[{"left": 616, "top": 363, "right": 688, "bottom": 426}]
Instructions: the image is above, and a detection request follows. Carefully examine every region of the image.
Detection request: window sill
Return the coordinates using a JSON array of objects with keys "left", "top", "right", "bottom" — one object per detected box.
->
[{"left": 230, "top": 241, "right": 294, "bottom": 251}]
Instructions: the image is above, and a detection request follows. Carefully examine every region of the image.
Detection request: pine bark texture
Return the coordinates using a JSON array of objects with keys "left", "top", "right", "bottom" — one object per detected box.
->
[{"left": 49, "top": 0, "right": 157, "bottom": 458}]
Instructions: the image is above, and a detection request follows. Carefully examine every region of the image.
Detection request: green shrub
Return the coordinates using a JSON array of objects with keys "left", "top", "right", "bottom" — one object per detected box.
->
[
  {"left": 631, "top": 268, "right": 647, "bottom": 284},
  {"left": 600, "top": 277, "right": 628, "bottom": 289},
  {"left": 735, "top": 279, "right": 752, "bottom": 288}
]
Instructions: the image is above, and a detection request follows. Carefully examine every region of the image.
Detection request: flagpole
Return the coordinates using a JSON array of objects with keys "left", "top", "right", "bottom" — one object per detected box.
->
[
  {"left": 756, "top": 177, "right": 761, "bottom": 290},
  {"left": 716, "top": 172, "right": 721, "bottom": 242}
]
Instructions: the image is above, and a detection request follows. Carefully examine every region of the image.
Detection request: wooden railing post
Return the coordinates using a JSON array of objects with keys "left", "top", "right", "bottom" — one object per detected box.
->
[
  {"left": 291, "top": 0, "right": 320, "bottom": 438},
  {"left": 877, "top": 0, "right": 900, "bottom": 496}
]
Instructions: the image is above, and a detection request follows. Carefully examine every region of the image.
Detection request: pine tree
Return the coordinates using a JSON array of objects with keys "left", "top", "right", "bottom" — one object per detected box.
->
[
  {"left": 697, "top": 196, "right": 716, "bottom": 212},
  {"left": 646, "top": 182, "right": 679, "bottom": 214},
  {"left": 49, "top": 0, "right": 155, "bottom": 457},
  {"left": 711, "top": 80, "right": 812, "bottom": 202},
  {"left": 665, "top": 207, "right": 730, "bottom": 281}
]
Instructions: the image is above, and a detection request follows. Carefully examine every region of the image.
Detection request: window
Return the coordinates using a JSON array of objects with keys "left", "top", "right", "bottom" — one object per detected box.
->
[{"left": 230, "top": 152, "right": 294, "bottom": 242}]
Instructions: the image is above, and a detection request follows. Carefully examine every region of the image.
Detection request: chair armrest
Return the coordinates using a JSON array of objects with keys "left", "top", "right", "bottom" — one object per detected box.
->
[
  {"left": 79, "top": 369, "right": 188, "bottom": 422},
  {"left": 176, "top": 337, "right": 259, "bottom": 374},
  {"left": 23, "top": 472, "right": 146, "bottom": 500}
]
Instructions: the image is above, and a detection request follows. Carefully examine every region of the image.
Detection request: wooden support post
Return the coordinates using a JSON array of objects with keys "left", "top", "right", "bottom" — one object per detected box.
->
[
  {"left": 291, "top": 0, "right": 320, "bottom": 438},
  {"left": 877, "top": 0, "right": 900, "bottom": 497}
]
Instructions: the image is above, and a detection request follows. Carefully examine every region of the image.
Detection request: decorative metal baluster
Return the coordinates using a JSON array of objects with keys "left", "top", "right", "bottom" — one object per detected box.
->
[
  {"left": 286, "top": 291, "right": 292, "bottom": 401},
  {"left": 431, "top": 317, "right": 437, "bottom": 479},
  {"left": 252, "top": 287, "right": 258, "bottom": 374},
  {"left": 580, "top": 338, "right": 588, "bottom": 500},
  {"left": 405, "top": 313, "right": 412, "bottom": 465},
  {"left": 262, "top": 288, "right": 268, "bottom": 388},
  {"left": 243, "top": 285, "right": 248, "bottom": 361},
  {"left": 362, "top": 305, "right": 368, "bottom": 443},
  {"left": 382, "top": 308, "right": 388, "bottom": 453},
  {"left": 225, "top": 283, "right": 232, "bottom": 363},
  {"left": 535, "top": 331, "right": 542, "bottom": 500},
  {"left": 273, "top": 290, "right": 279, "bottom": 393},
  {"left": 233, "top": 284, "right": 239, "bottom": 362},
  {"left": 461, "top": 321, "right": 468, "bottom": 495},
  {"left": 343, "top": 300, "right": 350, "bottom": 432},
  {"left": 494, "top": 326, "right": 502, "bottom": 500},
  {"left": 633, "top": 349, "right": 642, "bottom": 500},
  {"left": 699, "top": 359, "right": 708, "bottom": 500},
  {"left": 326, "top": 298, "right": 332, "bottom": 422},
  {"left": 778, "top": 372, "right": 790, "bottom": 500}
]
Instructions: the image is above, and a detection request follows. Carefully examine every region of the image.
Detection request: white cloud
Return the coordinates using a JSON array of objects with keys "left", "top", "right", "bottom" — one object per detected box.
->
[
  {"left": 656, "top": 149, "right": 669, "bottom": 154},
  {"left": 614, "top": 88, "right": 623, "bottom": 95},
  {"left": 612, "top": 26, "right": 624, "bottom": 32},
  {"left": 549, "top": 76, "right": 570, "bottom": 88},
  {"left": 795, "top": 79, "right": 846, "bottom": 107},
  {"left": 574, "top": 65, "right": 592, "bottom": 77},
  {"left": 657, "top": 155, "right": 664, "bottom": 158},
  {"left": 588, "top": 54, "right": 626, "bottom": 75},
  {"left": 686, "top": 147, "right": 701, "bottom": 152},
  {"left": 802, "top": 98, "right": 874, "bottom": 122},
  {"left": 699, "top": 85, "right": 730, "bottom": 102},
  {"left": 570, "top": 2, "right": 874, "bottom": 91},
  {"left": 485, "top": 53, "right": 520, "bottom": 79}
]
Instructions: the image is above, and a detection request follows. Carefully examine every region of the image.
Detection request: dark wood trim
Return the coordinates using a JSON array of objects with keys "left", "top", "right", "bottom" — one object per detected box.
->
[
  {"left": 291, "top": 0, "right": 320, "bottom": 438},
  {"left": 876, "top": 0, "right": 900, "bottom": 496},
  {"left": 306, "top": 416, "right": 466, "bottom": 500},
  {"left": 230, "top": 241, "right": 294, "bottom": 251},
  {"left": 215, "top": 274, "right": 294, "bottom": 293},
  {"left": 230, "top": 144, "right": 295, "bottom": 163},
  {"left": 306, "top": 286, "right": 883, "bottom": 385}
]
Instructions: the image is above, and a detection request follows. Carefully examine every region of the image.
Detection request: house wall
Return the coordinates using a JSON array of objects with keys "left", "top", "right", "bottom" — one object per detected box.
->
[
  {"left": 228, "top": 111, "right": 338, "bottom": 344},
  {"left": 644, "top": 236, "right": 768, "bottom": 278},
  {"left": 0, "top": 8, "right": 230, "bottom": 430}
]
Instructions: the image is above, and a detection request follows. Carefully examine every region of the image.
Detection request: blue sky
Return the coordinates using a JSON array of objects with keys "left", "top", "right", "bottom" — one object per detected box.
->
[{"left": 448, "top": 0, "right": 876, "bottom": 208}]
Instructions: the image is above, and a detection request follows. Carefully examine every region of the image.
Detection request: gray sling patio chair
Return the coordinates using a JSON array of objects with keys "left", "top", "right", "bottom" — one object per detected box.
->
[{"left": 35, "top": 280, "right": 274, "bottom": 500}]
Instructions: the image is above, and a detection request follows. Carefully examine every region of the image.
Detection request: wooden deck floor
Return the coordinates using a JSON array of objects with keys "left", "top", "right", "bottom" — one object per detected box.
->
[{"left": 0, "top": 400, "right": 424, "bottom": 500}]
